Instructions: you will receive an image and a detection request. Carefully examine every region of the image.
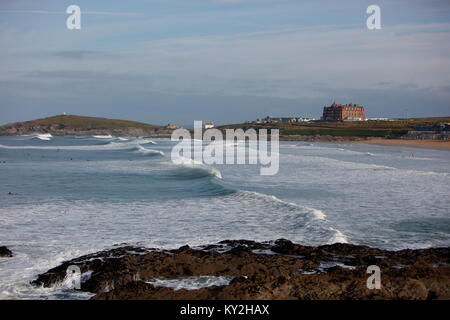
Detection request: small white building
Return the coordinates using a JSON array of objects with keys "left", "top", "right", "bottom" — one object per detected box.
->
[{"left": 204, "top": 122, "right": 215, "bottom": 129}]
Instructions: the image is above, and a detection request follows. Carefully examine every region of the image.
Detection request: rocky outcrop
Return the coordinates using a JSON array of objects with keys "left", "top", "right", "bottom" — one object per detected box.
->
[
  {"left": 32, "top": 239, "right": 450, "bottom": 300},
  {"left": 0, "top": 246, "right": 13, "bottom": 257},
  {"left": 0, "top": 123, "right": 173, "bottom": 137}
]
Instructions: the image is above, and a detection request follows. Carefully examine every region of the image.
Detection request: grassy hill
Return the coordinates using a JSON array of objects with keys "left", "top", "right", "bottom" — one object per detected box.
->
[
  {"left": 219, "top": 117, "right": 450, "bottom": 138},
  {"left": 0, "top": 114, "right": 167, "bottom": 136},
  {"left": 20, "top": 115, "right": 159, "bottom": 130}
]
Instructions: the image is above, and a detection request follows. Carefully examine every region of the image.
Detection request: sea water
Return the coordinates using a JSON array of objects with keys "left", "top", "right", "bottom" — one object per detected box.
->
[{"left": 0, "top": 135, "right": 449, "bottom": 299}]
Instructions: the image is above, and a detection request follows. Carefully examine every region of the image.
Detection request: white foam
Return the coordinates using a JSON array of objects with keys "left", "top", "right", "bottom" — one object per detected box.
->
[
  {"left": 93, "top": 135, "right": 113, "bottom": 139},
  {"left": 310, "top": 208, "right": 327, "bottom": 221},
  {"left": 317, "top": 261, "right": 355, "bottom": 271},
  {"left": 137, "top": 139, "right": 157, "bottom": 145},
  {"left": 240, "top": 191, "right": 327, "bottom": 221},
  {"left": 146, "top": 276, "right": 233, "bottom": 291},
  {"left": 37, "top": 133, "right": 52, "bottom": 138},
  {"left": 33, "top": 133, "right": 52, "bottom": 141},
  {"left": 327, "top": 228, "right": 349, "bottom": 244},
  {"left": 0, "top": 141, "right": 136, "bottom": 151},
  {"left": 56, "top": 269, "right": 93, "bottom": 289},
  {"left": 133, "top": 145, "right": 164, "bottom": 156}
]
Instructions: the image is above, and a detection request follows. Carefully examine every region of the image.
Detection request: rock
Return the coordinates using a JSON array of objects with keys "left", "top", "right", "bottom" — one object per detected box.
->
[
  {"left": 0, "top": 246, "right": 13, "bottom": 257},
  {"left": 31, "top": 240, "right": 450, "bottom": 300}
]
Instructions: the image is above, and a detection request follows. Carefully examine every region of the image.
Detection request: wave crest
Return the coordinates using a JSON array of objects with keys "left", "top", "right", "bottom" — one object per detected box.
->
[
  {"left": 171, "top": 156, "right": 222, "bottom": 179},
  {"left": 131, "top": 145, "right": 164, "bottom": 156}
]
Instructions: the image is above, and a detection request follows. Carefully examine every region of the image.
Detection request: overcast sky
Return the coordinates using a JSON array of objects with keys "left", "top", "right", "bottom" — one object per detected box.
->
[{"left": 1, "top": 0, "right": 450, "bottom": 126}]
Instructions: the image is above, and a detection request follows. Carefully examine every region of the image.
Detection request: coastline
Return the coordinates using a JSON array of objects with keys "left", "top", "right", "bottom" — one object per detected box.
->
[
  {"left": 279, "top": 135, "right": 450, "bottom": 151},
  {"left": 279, "top": 134, "right": 368, "bottom": 142},
  {"left": 359, "top": 138, "right": 450, "bottom": 151}
]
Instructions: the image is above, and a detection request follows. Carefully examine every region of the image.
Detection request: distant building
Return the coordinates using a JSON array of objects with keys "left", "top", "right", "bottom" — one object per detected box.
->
[
  {"left": 270, "top": 117, "right": 292, "bottom": 123},
  {"left": 295, "top": 117, "right": 315, "bottom": 123},
  {"left": 204, "top": 122, "right": 215, "bottom": 129},
  {"left": 166, "top": 123, "right": 180, "bottom": 130},
  {"left": 322, "top": 102, "right": 366, "bottom": 121},
  {"left": 248, "top": 116, "right": 315, "bottom": 124}
]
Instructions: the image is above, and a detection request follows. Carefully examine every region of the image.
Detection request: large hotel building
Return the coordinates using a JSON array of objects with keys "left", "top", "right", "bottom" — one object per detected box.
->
[{"left": 322, "top": 102, "right": 366, "bottom": 121}]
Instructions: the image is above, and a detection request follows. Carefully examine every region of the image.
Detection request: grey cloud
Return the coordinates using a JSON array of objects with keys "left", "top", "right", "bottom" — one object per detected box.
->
[
  {"left": 52, "top": 50, "right": 108, "bottom": 60},
  {"left": 27, "top": 70, "right": 146, "bottom": 82}
]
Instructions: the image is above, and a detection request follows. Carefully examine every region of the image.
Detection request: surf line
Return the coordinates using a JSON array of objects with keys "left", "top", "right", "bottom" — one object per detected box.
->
[{"left": 171, "top": 121, "right": 279, "bottom": 176}]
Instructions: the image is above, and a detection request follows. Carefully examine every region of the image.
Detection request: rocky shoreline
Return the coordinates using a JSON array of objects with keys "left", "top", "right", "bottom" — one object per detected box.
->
[
  {"left": 0, "top": 126, "right": 174, "bottom": 138},
  {"left": 32, "top": 239, "right": 450, "bottom": 300}
]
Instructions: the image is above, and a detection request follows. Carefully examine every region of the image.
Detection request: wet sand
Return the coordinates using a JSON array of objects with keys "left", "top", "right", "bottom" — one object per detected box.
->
[{"left": 360, "top": 138, "right": 450, "bottom": 151}]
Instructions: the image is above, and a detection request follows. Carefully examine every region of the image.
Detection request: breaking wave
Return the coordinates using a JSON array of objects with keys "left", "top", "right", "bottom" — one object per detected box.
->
[
  {"left": 136, "top": 139, "right": 157, "bottom": 145},
  {"left": 236, "top": 190, "right": 327, "bottom": 221},
  {"left": 171, "top": 156, "right": 223, "bottom": 179},
  {"left": 131, "top": 145, "right": 164, "bottom": 156},
  {"left": 229, "top": 190, "right": 348, "bottom": 244},
  {"left": 327, "top": 228, "right": 349, "bottom": 244},
  {"left": 33, "top": 133, "right": 52, "bottom": 141}
]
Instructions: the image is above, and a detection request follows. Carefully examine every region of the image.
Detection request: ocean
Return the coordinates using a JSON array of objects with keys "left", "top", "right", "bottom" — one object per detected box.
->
[{"left": 0, "top": 134, "right": 449, "bottom": 299}]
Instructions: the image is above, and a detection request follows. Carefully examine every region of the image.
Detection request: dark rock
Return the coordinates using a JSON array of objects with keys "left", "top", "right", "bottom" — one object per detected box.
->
[
  {"left": 31, "top": 240, "right": 450, "bottom": 300},
  {"left": 0, "top": 246, "right": 13, "bottom": 257}
]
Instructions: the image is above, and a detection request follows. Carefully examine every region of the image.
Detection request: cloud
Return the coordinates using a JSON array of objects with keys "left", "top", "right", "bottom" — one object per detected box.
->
[
  {"left": 28, "top": 70, "right": 146, "bottom": 82},
  {"left": 1, "top": 0, "right": 450, "bottom": 123},
  {"left": 52, "top": 50, "right": 113, "bottom": 60},
  {"left": 4, "top": 22, "right": 450, "bottom": 102}
]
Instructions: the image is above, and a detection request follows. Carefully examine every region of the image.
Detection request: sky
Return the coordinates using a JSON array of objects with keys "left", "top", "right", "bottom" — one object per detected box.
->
[{"left": 1, "top": 0, "right": 450, "bottom": 126}]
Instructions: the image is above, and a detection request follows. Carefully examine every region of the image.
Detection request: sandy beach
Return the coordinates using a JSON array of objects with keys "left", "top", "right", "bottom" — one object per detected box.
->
[{"left": 360, "top": 138, "right": 450, "bottom": 151}]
